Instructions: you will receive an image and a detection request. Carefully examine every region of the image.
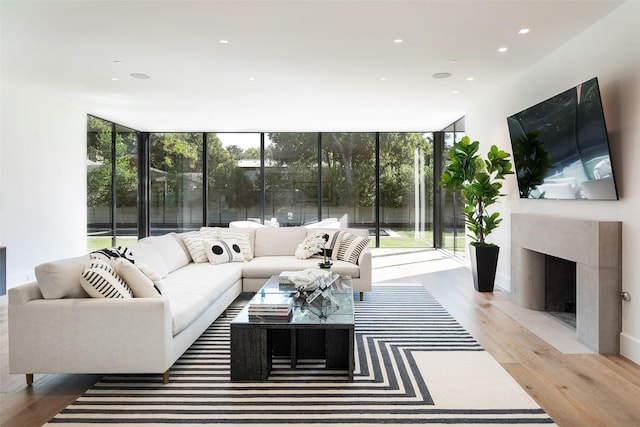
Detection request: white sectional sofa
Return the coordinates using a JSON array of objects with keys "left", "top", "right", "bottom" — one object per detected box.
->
[{"left": 8, "top": 226, "right": 371, "bottom": 385}]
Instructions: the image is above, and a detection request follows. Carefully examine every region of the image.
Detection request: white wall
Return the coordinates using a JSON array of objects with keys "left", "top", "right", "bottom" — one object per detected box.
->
[
  {"left": 0, "top": 81, "right": 88, "bottom": 287},
  {"left": 466, "top": 1, "right": 640, "bottom": 364}
]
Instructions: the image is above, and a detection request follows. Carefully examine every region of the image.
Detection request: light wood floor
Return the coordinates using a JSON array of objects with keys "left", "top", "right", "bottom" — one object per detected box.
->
[{"left": 2, "top": 250, "right": 640, "bottom": 427}]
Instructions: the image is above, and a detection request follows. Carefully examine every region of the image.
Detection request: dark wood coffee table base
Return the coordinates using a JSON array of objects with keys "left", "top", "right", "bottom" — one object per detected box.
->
[{"left": 231, "top": 323, "right": 354, "bottom": 381}]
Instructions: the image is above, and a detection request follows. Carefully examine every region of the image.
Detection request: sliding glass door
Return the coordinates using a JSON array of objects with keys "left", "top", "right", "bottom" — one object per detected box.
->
[{"left": 87, "top": 116, "right": 465, "bottom": 252}]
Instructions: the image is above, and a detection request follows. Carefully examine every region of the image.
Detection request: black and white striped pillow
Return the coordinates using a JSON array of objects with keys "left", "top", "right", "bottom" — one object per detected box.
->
[
  {"left": 80, "top": 259, "right": 133, "bottom": 299},
  {"left": 336, "top": 233, "right": 370, "bottom": 265}
]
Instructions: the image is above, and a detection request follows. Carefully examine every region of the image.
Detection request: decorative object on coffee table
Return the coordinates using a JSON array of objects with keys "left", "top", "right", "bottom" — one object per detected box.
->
[{"left": 318, "top": 238, "right": 333, "bottom": 269}]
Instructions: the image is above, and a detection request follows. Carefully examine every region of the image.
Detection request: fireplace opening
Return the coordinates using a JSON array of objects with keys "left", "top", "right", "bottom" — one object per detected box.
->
[{"left": 544, "top": 254, "right": 577, "bottom": 329}]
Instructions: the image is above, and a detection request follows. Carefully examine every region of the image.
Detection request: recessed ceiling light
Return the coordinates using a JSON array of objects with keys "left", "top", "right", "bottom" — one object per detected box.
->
[
  {"left": 519, "top": 28, "right": 530, "bottom": 34},
  {"left": 393, "top": 39, "right": 403, "bottom": 44},
  {"left": 113, "top": 60, "right": 122, "bottom": 64},
  {"left": 219, "top": 39, "right": 229, "bottom": 44},
  {"left": 452, "top": 90, "right": 460, "bottom": 94},
  {"left": 248, "top": 77, "right": 255, "bottom": 81},
  {"left": 450, "top": 59, "right": 458, "bottom": 64},
  {"left": 498, "top": 47, "right": 508, "bottom": 53},
  {"left": 111, "top": 77, "right": 119, "bottom": 81},
  {"left": 380, "top": 77, "right": 387, "bottom": 81},
  {"left": 130, "top": 73, "right": 150, "bottom": 79},
  {"left": 466, "top": 77, "right": 474, "bottom": 81},
  {"left": 432, "top": 72, "right": 452, "bottom": 79}
]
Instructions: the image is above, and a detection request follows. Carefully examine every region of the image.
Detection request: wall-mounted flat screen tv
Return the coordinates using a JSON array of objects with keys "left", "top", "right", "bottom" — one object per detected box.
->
[{"left": 507, "top": 77, "right": 618, "bottom": 200}]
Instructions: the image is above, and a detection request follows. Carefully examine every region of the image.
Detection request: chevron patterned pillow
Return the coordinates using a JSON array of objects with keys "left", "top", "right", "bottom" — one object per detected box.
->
[{"left": 336, "top": 233, "right": 370, "bottom": 265}]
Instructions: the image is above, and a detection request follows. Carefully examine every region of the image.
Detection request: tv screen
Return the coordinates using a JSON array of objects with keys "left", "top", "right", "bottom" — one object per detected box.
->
[{"left": 507, "top": 77, "right": 618, "bottom": 200}]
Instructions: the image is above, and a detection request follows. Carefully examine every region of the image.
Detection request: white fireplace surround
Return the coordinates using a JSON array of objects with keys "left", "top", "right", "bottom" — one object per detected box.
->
[{"left": 511, "top": 213, "right": 622, "bottom": 353}]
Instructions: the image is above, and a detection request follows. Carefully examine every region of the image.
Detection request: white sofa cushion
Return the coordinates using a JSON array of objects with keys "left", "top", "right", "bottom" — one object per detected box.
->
[
  {"left": 242, "top": 255, "right": 361, "bottom": 279},
  {"left": 180, "top": 230, "right": 218, "bottom": 263},
  {"left": 254, "top": 227, "right": 307, "bottom": 257},
  {"left": 80, "top": 259, "right": 133, "bottom": 299},
  {"left": 162, "top": 263, "right": 243, "bottom": 335},
  {"left": 34, "top": 255, "right": 91, "bottom": 299},
  {"left": 140, "top": 233, "right": 191, "bottom": 273},
  {"left": 112, "top": 258, "right": 162, "bottom": 298},
  {"left": 129, "top": 241, "right": 169, "bottom": 278}
]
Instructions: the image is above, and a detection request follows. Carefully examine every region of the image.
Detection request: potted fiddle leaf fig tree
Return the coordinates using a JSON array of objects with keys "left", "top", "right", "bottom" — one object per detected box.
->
[{"left": 439, "top": 136, "right": 514, "bottom": 292}]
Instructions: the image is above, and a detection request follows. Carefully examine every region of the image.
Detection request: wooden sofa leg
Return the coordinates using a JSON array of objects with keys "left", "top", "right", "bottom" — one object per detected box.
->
[
  {"left": 26, "top": 374, "right": 34, "bottom": 386},
  {"left": 360, "top": 292, "right": 364, "bottom": 301},
  {"left": 163, "top": 370, "right": 170, "bottom": 384},
  {"left": 222, "top": 309, "right": 228, "bottom": 317}
]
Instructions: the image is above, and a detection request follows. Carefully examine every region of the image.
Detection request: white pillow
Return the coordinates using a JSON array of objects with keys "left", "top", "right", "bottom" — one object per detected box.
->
[
  {"left": 80, "top": 259, "right": 133, "bottom": 299},
  {"left": 112, "top": 258, "right": 162, "bottom": 298},
  {"left": 139, "top": 233, "right": 190, "bottom": 273},
  {"left": 181, "top": 230, "right": 218, "bottom": 263},
  {"left": 129, "top": 241, "right": 169, "bottom": 278},
  {"left": 136, "top": 262, "right": 166, "bottom": 293},
  {"left": 203, "top": 239, "right": 245, "bottom": 264},
  {"left": 35, "top": 255, "right": 91, "bottom": 299}
]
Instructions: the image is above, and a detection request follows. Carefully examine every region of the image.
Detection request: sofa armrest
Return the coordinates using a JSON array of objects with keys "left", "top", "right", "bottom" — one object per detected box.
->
[
  {"left": 357, "top": 248, "right": 372, "bottom": 292},
  {"left": 9, "top": 284, "right": 173, "bottom": 375}
]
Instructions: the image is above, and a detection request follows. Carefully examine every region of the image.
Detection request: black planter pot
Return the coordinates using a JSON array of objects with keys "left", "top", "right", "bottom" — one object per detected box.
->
[{"left": 469, "top": 244, "right": 499, "bottom": 292}]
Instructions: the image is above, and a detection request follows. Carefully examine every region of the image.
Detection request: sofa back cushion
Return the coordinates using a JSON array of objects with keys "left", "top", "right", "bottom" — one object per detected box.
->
[
  {"left": 254, "top": 227, "right": 307, "bottom": 257},
  {"left": 139, "top": 233, "right": 191, "bottom": 273},
  {"left": 129, "top": 241, "right": 169, "bottom": 278},
  {"left": 35, "top": 255, "right": 91, "bottom": 299}
]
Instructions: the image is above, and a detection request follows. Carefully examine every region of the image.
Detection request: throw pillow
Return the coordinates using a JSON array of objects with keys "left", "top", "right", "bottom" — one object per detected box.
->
[
  {"left": 181, "top": 230, "right": 217, "bottom": 263},
  {"left": 34, "top": 255, "right": 91, "bottom": 299},
  {"left": 336, "top": 233, "right": 370, "bottom": 265},
  {"left": 203, "top": 239, "right": 245, "bottom": 265},
  {"left": 136, "top": 262, "right": 166, "bottom": 292},
  {"left": 89, "top": 246, "right": 135, "bottom": 264},
  {"left": 219, "top": 230, "right": 254, "bottom": 260},
  {"left": 112, "top": 258, "right": 162, "bottom": 298},
  {"left": 80, "top": 259, "right": 133, "bottom": 299},
  {"left": 313, "top": 230, "right": 345, "bottom": 260}
]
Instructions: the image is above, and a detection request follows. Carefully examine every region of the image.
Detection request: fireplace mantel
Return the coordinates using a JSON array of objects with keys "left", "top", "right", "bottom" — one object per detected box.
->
[{"left": 511, "top": 213, "right": 622, "bottom": 353}]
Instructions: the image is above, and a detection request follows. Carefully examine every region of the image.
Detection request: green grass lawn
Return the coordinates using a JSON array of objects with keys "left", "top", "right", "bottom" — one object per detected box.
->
[{"left": 87, "top": 236, "right": 138, "bottom": 251}]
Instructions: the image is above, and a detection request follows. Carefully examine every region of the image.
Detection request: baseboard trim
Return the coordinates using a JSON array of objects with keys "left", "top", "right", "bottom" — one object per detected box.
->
[{"left": 620, "top": 332, "right": 640, "bottom": 364}]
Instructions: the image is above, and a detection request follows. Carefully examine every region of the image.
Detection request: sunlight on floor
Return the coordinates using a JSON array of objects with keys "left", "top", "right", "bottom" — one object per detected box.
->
[{"left": 371, "top": 248, "right": 467, "bottom": 283}]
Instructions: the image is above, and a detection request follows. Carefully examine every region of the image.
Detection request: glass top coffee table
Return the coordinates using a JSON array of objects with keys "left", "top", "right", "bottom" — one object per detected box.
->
[{"left": 230, "top": 274, "right": 355, "bottom": 381}]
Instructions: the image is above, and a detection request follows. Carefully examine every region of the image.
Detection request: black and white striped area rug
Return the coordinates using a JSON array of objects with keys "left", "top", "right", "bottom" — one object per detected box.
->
[{"left": 47, "top": 284, "right": 555, "bottom": 426}]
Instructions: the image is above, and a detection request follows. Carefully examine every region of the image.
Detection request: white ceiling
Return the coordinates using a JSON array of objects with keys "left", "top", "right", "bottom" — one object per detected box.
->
[{"left": 1, "top": 0, "right": 624, "bottom": 132}]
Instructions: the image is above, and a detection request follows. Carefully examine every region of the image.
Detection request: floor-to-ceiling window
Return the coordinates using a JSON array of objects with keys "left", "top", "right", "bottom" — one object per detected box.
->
[
  {"left": 379, "top": 132, "right": 434, "bottom": 247},
  {"left": 264, "top": 133, "right": 319, "bottom": 226},
  {"left": 441, "top": 117, "right": 466, "bottom": 256},
  {"left": 86, "top": 116, "right": 139, "bottom": 250},
  {"left": 207, "top": 133, "right": 261, "bottom": 226},
  {"left": 149, "top": 133, "right": 203, "bottom": 235},
  {"left": 87, "top": 116, "right": 464, "bottom": 251},
  {"left": 321, "top": 133, "right": 375, "bottom": 231}
]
